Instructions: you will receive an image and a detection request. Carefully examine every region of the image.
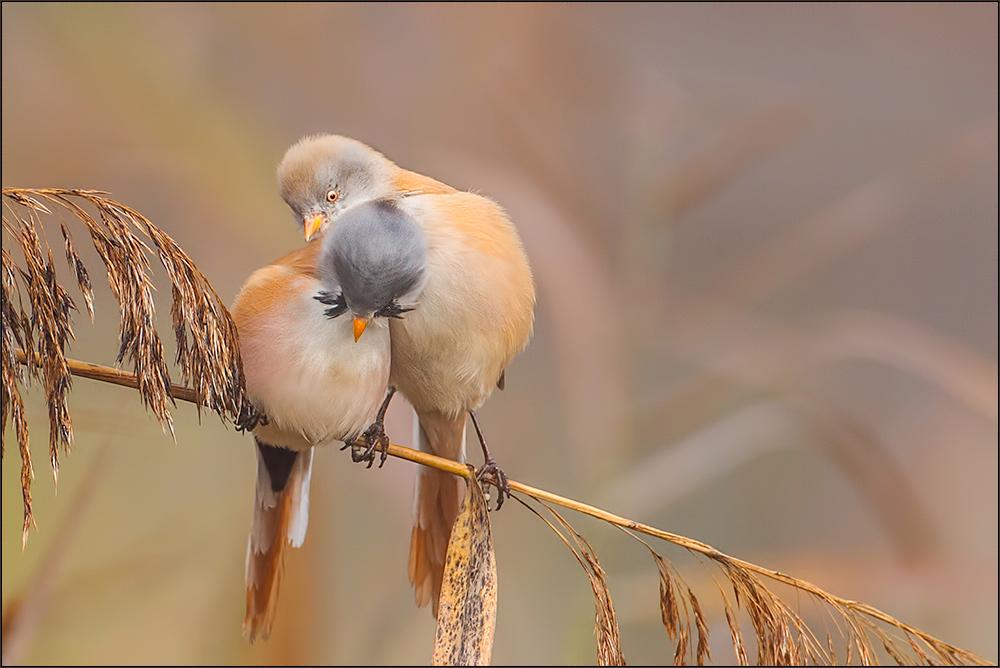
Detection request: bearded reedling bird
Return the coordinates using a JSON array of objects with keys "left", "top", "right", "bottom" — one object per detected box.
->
[
  {"left": 276, "top": 134, "right": 535, "bottom": 616},
  {"left": 233, "top": 199, "right": 427, "bottom": 641}
]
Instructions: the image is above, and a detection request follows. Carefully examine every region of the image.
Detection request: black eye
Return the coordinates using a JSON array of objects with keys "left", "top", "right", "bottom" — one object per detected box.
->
[
  {"left": 374, "top": 303, "right": 414, "bottom": 319},
  {"left": 326, "top": 190, "right": 339, "bottom": 203},
  {"left": 315, "top": 291, "right": 347, "bottom": 318}
]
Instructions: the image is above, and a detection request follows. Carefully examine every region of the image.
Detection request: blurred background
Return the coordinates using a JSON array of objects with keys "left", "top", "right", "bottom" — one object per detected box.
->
[{"left": 2, "top": 3, "right": 996, "bottom": 664}]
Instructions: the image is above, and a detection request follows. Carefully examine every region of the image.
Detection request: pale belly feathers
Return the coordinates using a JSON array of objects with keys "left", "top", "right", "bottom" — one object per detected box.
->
[{"left": 240, "top": 278, "right": 391, "bottom": 451}]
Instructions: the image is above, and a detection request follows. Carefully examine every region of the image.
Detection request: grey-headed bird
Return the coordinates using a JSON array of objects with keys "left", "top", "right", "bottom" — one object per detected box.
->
[{"left": 233, "top": 199, "right": 427, "bottom": 641}]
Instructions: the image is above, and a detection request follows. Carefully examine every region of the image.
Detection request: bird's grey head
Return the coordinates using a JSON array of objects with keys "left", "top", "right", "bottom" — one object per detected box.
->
[
  {"left": 315, "top": 200, "right": 428, "bottom": 340},
  {"left": 277, "top": 134, "right": 397, "bottom": 242}
]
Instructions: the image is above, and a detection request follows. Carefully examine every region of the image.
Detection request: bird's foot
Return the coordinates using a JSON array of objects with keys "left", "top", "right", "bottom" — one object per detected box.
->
[
  {"left": 467, "top": 409, "right": 510, "bottom": 509},
  {"left": 342, "top": 421, "right": 390, "bottom": 469},
  {"left": 235, "top": 403, "right": 268, "bottom": 433},
  {"left": 476, "top": 458, "right": 510, "bottom": 511},
  {"left": 344, "top": 387, "right": 395, "bottom": 468}
]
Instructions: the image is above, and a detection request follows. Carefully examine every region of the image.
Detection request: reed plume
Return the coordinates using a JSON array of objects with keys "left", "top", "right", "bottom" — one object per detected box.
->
[{"left": 2, "top": 187, "right": 249, "bottom": 547}]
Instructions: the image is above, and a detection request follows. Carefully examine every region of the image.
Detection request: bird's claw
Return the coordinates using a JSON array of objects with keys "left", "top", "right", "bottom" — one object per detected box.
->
[
  {"left": 476, "top": 459, "right": 510, "bottom": 510},
  {"left": 342, "top": 421, "right": 390, "bottom": 468},
  {"left": 235, "top": 403, "right": 268, "bottom": 433}
]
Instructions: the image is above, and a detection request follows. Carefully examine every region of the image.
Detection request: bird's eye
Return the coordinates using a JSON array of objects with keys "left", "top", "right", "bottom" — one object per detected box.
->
[{"left": 326, "top": 190, "right": 339, "bottom": 203}]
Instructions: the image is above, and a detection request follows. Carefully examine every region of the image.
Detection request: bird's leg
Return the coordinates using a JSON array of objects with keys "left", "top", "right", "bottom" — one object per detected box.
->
[
  {"left": 344, "top": 387, "right": 396, "bottom": 468},
  {"left": 469, "top": 410, "right": 510, "bottom": 510}
]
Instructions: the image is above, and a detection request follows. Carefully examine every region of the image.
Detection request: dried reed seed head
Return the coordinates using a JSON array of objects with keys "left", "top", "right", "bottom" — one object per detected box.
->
[
  {"left": 1, "top": 250, "right": 36, "bottom": 545},
  {"left": 672, "top": 623, "right": 689, "bottom": 666},
  {"left": 2, "top": 188, "right": 250, "bottom": 544},
  {"left": 61, "top": 222, "right": 94, "bottom": 320},
  {"left": 134, "top": 206, "right": 248, "bottom": 418},
  {"left": 687, "top": 588, "right": 711, "bottom": 666},
  {"left": 705, "top": 548, "right": 974, "bottom": 666},
  {"left": 540, "top": 503, "right": 625, "bottom": 666},
  {"left": 609, "top": 498, "right": 990, "bottom": 665},
  {"left": 725, "top": 605, "right": 749, "bottom": 666},
  {"left": 654, "top": 555, "right": 681, "bottom": 640},
  {"left": 881, "top": 638, "right": 909, "bottom": 665}
]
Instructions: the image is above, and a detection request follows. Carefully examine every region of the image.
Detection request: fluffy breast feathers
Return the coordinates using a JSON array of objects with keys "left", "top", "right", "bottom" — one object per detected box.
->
[
  {"left": 232, "top": 243, "right": 391, "bottom": 449},
  {"left": 389, "top": 192, "right": 536, "bottom": 415}
]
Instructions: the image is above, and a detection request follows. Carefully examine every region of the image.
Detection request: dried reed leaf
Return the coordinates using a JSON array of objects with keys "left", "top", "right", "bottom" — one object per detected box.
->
[
  {"left": 432, "top": 471, "right": 497, "bottom": 667},
  {"left": 1, "top": 188, "right": 249, "bottom": 544}
]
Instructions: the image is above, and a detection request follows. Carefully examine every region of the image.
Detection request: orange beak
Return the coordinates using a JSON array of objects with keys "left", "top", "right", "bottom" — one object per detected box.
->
[
  {"left": 304, "top": 213, "right": 326, "bottom": 242},
  {"left": 352, "top": 315, "right": 370, "bottom": 342}
]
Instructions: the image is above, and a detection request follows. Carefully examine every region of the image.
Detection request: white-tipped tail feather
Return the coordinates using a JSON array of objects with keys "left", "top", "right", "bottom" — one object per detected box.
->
[{"left": 244, "top": 446, "right": 314, "bottom": 642}]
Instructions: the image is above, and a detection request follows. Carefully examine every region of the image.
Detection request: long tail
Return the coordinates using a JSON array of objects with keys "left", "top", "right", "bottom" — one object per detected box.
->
[
  {"left": 243, "top": 438, "right": 314, "bottom": 642},
  {"left": 408, "top": 409, "right": 466, "bottom": 617}
]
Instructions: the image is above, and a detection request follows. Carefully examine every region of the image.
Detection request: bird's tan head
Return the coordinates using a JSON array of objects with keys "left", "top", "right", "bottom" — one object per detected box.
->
[{"left": 277, "top": 134, "right": 398, "bottom": 242}]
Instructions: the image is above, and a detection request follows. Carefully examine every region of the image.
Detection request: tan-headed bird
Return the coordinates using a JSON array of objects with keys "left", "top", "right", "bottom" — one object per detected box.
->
[
  {"left": 276, "top": 135, "right": 536, "bottom": 616},
  {"left": 233, "top": 198, "right": 428, "bottom": 641}
]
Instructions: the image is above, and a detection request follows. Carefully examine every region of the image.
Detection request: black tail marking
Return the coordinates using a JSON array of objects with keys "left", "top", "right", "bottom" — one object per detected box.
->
[{"left": 255, "top": 437, "right": 299, "bottom": 492}]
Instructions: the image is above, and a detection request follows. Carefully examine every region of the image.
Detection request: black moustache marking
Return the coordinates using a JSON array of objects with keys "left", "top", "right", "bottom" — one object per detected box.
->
[{"left": 315, "top": 290, "right": 348, "bottom": 318}]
